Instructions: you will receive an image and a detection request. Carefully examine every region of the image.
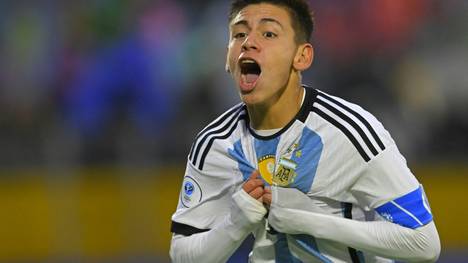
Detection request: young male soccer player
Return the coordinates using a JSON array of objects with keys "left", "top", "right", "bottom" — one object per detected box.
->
[{"left": 170, "top": 0, "right": 441, "bottom": 262}]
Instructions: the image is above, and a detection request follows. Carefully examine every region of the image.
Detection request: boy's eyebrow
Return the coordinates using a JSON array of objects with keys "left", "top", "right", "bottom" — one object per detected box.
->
[
  {"left": 231, "top": 18, "right": 284, "bottom": 29},
  {"left": 232, "top": 20, "right": 250, "bottom": 29},
  {"left": 259, "top": 18, "right": 284, "bottom": 29}
]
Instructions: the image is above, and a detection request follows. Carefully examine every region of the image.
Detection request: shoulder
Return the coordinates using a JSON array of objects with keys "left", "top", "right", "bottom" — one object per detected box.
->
[
  {"left": 188, "top": 103, "right": 248, "bottom": 171},
  {"left": 305, "top": 88, "right": 393, "bottom": 163}
]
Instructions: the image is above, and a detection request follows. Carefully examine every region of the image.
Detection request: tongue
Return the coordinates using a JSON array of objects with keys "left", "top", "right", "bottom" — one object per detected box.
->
[{"left": 245, "top": 73, "right": 259, "bottom": 83}]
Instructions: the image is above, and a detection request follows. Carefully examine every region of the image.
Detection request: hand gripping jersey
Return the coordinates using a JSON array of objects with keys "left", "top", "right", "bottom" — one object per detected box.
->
[{"left": 171, "top": 87, "right": 433, "bottom": 262}]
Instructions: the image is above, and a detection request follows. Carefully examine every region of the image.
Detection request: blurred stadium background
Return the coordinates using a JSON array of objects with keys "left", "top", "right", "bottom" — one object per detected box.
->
[{"left": 0, "top": 0, "right": 467, "bottom": 262}]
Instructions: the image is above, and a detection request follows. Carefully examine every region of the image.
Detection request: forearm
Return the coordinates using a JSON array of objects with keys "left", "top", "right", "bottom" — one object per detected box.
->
[
  {"left": 270, "top": 208, "right": 440, "bottom": 262},
  {"left": 171, "top": 188, "right": 267, "bottom": 263},
  {"left": 170, "top": 216, "right": 252, "bottom": 263}
]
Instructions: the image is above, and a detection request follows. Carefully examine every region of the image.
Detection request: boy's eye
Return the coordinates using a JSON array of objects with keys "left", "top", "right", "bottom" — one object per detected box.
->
[
  {"left": 234, "top": 32, "right": 247, "bottom": 39},
  {"left": 264, "top": 32, "right": 277, "bottom": 38}
]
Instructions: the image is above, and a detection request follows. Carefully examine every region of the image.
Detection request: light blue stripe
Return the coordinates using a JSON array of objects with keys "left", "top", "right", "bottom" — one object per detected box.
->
[
  {"left": 228, "top": 139, "right": 255, "bottom": 181},
  {"left": 290, "top": 234, "right": 333, "bottom": 263},
  {"left": 254, "top": 137, "right": 280, "bottom": 159},
  {"left": 274, "top": 233, "right": 302, "bottom": 263},
  {"left": 289, "top": 127, "right": 323, "bottom": 193},
  {"left": 357, "top": 250, "right": 366, "bottom": 263}
]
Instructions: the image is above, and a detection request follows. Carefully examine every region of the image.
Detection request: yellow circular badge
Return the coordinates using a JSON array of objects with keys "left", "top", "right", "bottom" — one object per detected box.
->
[{"left": 258, "top": 155, "right": 275, "bottom": 185}]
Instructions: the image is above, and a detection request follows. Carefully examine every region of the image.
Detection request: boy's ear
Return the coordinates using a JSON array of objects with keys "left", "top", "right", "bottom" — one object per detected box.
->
[
  {"left": 225, "top": 46, "right": 231, "bottom": 73},
  {"left": 293, "top": 43, "right": 314, "bottom": 71}
]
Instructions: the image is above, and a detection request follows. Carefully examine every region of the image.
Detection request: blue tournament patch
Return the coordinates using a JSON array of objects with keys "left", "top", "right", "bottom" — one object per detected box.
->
[
  {"left": 184, "top": 181, "right": 194, "bottom": 196},
  {"left": 180, "top": 176, "right": 202, "bottom": 208}
]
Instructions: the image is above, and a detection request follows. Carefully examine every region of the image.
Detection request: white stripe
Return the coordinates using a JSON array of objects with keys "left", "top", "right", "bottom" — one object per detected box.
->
[
  {"left": 196, "top": 104, "right": 243, "bottom": 139},
  {"left": 420, "top": 185, "right": 433, "bottom": 214},
  {"left": 318, "top": 94, "right": 381, "bottom": 153},
  {"left": 315, "top": 103, "right": 374, "bottom": 159},
  {"left": 279, "top": 158, "right": 297, "bottom": 170},
  {"left": 192, "top": 108, "right": 243, "bottom": 162},
  {"left": 390, "top": 200, "right": 423, "bottom": 226},
  {"left": 194, "top": 113, "right": 245, "bottom": 167},
  {"left": 190, "top": 106, "right": 242, "bottom": 162}
]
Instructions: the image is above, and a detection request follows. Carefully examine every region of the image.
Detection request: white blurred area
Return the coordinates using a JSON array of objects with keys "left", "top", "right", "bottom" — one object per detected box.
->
[
  {"left": 0, "top": 1, "right": 467, "bottom": 262},
  {"left": 0, "top": 0, "right": 467, "bottom": 168}
]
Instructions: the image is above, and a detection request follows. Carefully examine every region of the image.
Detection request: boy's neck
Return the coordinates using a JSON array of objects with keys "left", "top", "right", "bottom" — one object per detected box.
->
[{"left": 247, "top": 84, "right": 304, "bottom": 130}]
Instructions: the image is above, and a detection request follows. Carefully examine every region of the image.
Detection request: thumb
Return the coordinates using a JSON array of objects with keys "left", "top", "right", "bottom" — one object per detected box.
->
[{"left": 249, "top": 170, "right": 261, "bottom": 180}]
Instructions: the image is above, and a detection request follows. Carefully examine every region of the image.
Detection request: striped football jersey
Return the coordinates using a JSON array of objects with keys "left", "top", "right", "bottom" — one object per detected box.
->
[{"left": 171, "top": 86, "right": 433, "bottom": 262}]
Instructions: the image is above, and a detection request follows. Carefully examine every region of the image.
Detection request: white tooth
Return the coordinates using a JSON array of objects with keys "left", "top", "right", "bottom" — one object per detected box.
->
[{"left": 242, "top": 59, "right": 256, "bottom": 64}]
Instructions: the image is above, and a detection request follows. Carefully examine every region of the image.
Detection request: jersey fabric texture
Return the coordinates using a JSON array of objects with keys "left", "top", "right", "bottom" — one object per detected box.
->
[{"left": 171, "top": 86, "right": 433, "bottom": 263}]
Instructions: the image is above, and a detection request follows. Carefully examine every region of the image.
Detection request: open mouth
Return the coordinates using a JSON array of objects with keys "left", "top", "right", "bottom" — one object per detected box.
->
[{"left": 239, "top": 59, "right": 261, "bottom": 91}]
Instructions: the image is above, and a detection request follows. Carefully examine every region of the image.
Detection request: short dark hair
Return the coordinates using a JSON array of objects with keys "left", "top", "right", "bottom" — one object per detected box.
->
[{"left": 229, "top": 0, "right": 314, "bottom": 44}]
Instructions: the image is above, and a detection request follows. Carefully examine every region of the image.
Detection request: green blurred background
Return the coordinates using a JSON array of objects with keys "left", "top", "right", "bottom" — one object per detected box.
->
[{"left": 0, "top": 0, "right": 467, "bottom": 262}]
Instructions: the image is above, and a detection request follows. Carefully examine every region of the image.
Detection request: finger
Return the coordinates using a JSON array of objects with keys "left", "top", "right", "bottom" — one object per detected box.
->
[
  {"left": 249, "top": 186, "right": 264, "bottom": 200},
  {"left": 263, "top": 193, "right": 272, "bottom": 206},
  {"left": 243, "top": 178, "right": 264, "bottom": 192}
]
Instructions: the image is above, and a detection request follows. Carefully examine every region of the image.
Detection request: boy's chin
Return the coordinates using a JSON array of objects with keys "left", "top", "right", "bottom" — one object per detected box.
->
[{"left": 239, "top": 92, "right": 262, "bottom": 106}]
